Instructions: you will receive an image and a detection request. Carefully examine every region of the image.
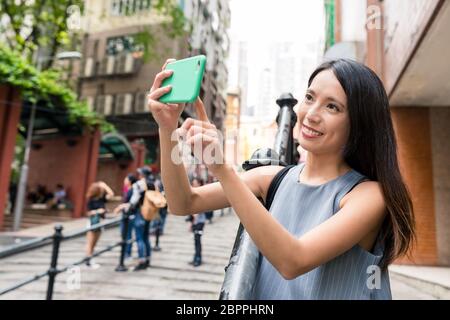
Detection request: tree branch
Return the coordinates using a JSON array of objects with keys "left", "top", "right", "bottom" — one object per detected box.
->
[
  {"left": 23, "top": 0, "right": 47, "bottom": 44},
  {"left": 2, "top": 1, "right": 22, "bottom": 48},
  {"left": 44, "top": 0, "right": 73, "bottom": 70}
]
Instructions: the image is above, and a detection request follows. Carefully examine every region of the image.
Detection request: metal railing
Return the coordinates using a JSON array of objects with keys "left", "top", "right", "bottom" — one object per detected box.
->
[
  {"left": 220, "top": 93, "right": 298, "bottom": 299},
  {"left": 0, "top": 210, "right": 134, "bottom": 299}
]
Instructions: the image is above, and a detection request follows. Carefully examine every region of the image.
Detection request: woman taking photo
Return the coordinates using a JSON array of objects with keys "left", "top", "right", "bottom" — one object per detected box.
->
[{"left": 148, "top": 58, "right": 416, "bottom": 299}]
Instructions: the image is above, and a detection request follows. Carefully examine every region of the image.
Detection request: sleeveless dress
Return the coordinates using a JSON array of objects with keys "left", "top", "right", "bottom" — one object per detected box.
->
[{"left": 252, "top": 163, "right": 392, "bottom": 300}]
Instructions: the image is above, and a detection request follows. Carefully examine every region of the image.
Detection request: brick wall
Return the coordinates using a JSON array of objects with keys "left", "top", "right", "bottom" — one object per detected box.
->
[
  {"left": 391, "top": 107, "right": 438, "bottom": 265},
  {"left": 430, "top": 107, "right": 450, "bottom": 265}
]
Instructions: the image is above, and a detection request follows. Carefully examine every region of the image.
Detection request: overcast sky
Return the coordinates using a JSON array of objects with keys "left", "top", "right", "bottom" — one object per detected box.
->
[{"left": 229, "top": 0, "right": 325, "bottom": 43}]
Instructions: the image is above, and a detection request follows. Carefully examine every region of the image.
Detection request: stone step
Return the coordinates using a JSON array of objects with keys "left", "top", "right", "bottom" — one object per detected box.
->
[{"left": 389, "top": 265, "right": 450, "bottom": 299}]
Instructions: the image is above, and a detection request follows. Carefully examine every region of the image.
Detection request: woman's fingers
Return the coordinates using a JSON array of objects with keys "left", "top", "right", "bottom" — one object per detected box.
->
[
  {"left": 178, "top": 118, "right": 195, "bottom": 132},
  {"left": 186, "top": 132, "right": 215, "bottom": 146},
  {"left": 162, "top": 58, "right": 176, "bottom": 71},
  {"left": 150, "top": 58, "right": 176, "bottom": 91},
  {"left": 150, "top": 70, "right": 174, "bottom": 92},
  {"left": 184, "top": 125, "right": 217, "bottom": 141},
  {"left": 194, "top": 98, "right": 210, "bottom": 123},
  {"left": 179, "top": 118, "right": 215, "bottom": 135},
  {"left": 148, "top": 90, "right": 179, "bottom": 113},
  {"left": 149, "top": 86, "right": 172, "bottom": 100}
]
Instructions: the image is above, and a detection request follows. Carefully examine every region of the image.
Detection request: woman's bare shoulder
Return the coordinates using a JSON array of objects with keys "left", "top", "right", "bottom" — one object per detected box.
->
[
  {"left": 340, "top": 180, "right": 385, "bottom": 209},
  {"left": 240, "top": 165, "right": 287, "bottom": 202}
]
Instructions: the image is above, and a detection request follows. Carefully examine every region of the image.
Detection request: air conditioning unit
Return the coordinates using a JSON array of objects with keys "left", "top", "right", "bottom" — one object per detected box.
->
[
  {"left": 83, "top": 57, "right": 94, "bottom": 77},
  {"left": 134, "top": 91, "right": 149, "bottom": 113},
  {"left": 96, "top": 95, "right": 113, "bottom": 115},
  {"left": 99, "top": 56, "right": 115, "bottom": 75},
  {"left": 85, "top": 96, "right": 95, "bottom": 112},
  {"left": 116, "top": 53, "right": 135, "bottom": 74},
  {"left": 115, "top": 93, "right": 133, "bottom": 115}
]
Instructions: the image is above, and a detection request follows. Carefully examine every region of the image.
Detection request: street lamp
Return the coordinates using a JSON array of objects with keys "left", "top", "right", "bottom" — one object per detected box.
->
[{"left": 13, "top": 51, "right": 83, "bottom": 231}]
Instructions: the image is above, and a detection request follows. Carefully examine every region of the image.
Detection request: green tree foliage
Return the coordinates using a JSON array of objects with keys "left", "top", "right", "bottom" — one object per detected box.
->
[
  {"left": 0, "top": 0, "right": 189, "bottom": 131},
  {"left": 0, "top": 45, "right": 114, "bottom": 132},
  {"left": 0, "top": 0, "right": 85, "bottom": 70},
  {"left": 0, "top": 0, "right": 189, "bottom": 67}
]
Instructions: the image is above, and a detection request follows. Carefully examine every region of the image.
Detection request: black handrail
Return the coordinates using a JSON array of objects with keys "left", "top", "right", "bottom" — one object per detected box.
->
[
  {"left": 0, "top": 210, "right": 134, "bottom": 299},
  {"left": 0, "top": 235, "right": 54, "bottom": 259},
  {"left": 0, "top": 271, "right": 49, "bottom": 296},
  {"left": 0, "top": 216, "right": 123, "bottom": 259}
]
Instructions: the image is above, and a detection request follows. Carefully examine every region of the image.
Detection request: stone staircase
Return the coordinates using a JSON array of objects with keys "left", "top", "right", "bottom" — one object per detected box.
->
[
  {"left": 1, "top": 208, "right": 74, "bottom": 232},
  {"left": 389, "top": 265, "right": 450, "bottom": 299}
]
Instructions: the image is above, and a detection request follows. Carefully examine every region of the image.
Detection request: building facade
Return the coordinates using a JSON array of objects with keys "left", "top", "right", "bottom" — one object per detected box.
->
[
  {"left": 329, "top": 0, "right": 450, "bottom": 266},
  {"left": 79, "top": 0, "right": 230, "bottom": 187}
]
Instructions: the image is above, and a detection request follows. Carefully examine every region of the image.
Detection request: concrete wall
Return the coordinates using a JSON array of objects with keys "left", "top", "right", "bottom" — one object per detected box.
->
[
  {"left": 383, "top": 0, "right": 442, "bottom": 95},
  {"left": 430, "top": 107, "right": 450, "bottom": 265}
]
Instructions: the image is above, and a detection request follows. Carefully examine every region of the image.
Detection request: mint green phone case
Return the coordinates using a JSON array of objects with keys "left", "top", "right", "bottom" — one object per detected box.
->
[{"left": 159, "top": 55, "right": 206, "bottom": 104}]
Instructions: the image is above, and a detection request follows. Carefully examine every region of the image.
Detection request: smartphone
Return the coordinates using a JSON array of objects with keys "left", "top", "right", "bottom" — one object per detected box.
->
[{"left": 159, "top": 55, "right": 206, "bottom": 104}]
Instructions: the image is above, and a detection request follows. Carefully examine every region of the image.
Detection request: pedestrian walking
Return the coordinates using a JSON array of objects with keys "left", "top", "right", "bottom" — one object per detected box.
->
[
  {"left": 120, "top": 166, "right": 155, "bottom": 271},
  {"left": 114, "top": 173, "right": 138, "bottom": 261},
  {"left": 186, "top": 178, "right": 206, "bottom": 267},
  {"left": 85, "top": 181, "right": 114, "bottom": 269},
  {"left": 150, "top": 174, "right": 168, "bottom": 251}
]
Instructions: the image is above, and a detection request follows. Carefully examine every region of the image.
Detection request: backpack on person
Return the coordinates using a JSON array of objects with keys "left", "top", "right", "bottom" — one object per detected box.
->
[{"left": 140, "top": 180, "right": 167, "bottom": 221}]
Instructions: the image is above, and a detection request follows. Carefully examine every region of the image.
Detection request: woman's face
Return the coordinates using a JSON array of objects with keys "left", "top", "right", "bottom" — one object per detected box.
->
[{"left": 296, "top": 69, "right": 350, "bottom": 156}]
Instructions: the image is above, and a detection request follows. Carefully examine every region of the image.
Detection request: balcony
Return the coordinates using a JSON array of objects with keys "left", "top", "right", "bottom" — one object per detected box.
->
[{"left": 80, "top": 53, "right": 141, "bottom": 79}]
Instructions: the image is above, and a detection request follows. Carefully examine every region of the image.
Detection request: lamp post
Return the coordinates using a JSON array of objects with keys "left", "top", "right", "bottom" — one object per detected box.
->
[{"left": 13, "top": 51, "right": 82, "bottom": 231}]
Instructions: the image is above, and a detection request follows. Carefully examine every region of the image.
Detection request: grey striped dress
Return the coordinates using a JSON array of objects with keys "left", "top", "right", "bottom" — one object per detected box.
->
[{"left": 251, "top": 163, "right": 392, "bottom": 300}]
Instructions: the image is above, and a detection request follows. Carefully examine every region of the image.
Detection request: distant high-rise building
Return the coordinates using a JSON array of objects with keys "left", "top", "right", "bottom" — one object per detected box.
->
[
  {"left": 255, "top": 67, "right": 274, "bottom": 123},
  {"left": 184, "top": 0, "right": 231, "bottom": 132},
  {"left": 237, "top": 42, "right": 250, "bottom": 116}
]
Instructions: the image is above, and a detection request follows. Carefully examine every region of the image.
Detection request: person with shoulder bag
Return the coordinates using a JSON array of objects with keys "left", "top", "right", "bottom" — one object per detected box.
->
[{"left": 124, "top": 166, "right": 161, "bottom": 271}]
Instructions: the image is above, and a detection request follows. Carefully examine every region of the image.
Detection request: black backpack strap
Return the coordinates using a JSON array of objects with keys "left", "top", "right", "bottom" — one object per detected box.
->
[{"left": 264, "top": 164, "right": 296, "bottom": 210}]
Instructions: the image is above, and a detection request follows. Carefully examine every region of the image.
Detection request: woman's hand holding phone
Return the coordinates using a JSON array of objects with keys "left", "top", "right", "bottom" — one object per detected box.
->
[
  {"left": 147, "top": 59, "right": 185, "bottom": 132},
  {"left": 149, "top": 58, "right": 226, "bottom": 175}
]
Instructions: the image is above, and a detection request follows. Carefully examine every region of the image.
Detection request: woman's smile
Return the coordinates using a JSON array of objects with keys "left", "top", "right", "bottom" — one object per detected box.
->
[{"left": 301, "top": 124, "right": 324, "bottom": 139}]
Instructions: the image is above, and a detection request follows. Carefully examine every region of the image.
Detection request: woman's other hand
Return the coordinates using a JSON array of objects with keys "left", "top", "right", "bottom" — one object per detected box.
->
[{"left": 177, "top": 98, "right": 225, "bottom": 175}]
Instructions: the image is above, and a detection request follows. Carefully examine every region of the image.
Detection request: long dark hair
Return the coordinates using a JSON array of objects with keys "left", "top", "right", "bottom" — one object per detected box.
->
[
  {"left": 308, "top": 59, "right": 415, "bottom": 268},
  {"left": 86, "top": 182, "right": 103, "bottom": 200}
]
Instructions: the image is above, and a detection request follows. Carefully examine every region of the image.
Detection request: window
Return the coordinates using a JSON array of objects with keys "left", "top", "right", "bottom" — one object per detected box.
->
[
  {"left": 110, "top": 0, "right": 151, "bottom": 16},
  {"left": 111, "top": 0, "right": 121, "bottom": 16},
  {"left": 106, "top": 34, "right": 144, "bottom": 56}
]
